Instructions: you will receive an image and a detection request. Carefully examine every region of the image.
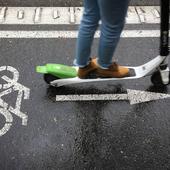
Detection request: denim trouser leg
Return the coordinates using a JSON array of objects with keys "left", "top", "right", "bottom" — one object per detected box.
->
[
  {"left": 74, "top": 0, "right": 100, "bottom": 67},
  {"left": 98, "top": 0, "right": 129, "bottom": 68},
  {"left": 74, "top": 0, "right": 129, "bottom": 68}
]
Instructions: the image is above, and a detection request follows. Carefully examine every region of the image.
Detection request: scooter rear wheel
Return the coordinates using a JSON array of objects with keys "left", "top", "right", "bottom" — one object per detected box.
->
[
  {"left": 44, "top": 74, "right": 60, "bottom": 84},
  {"left": 151, "top": 71, "right": 170, "bottom": 86}
]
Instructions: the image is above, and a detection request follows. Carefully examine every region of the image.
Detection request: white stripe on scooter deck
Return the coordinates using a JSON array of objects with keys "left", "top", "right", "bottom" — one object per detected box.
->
[
  {"left": 0, "top": 30, "right": 167, "bottom": 38},
  {"left": 0, "top": 6, "right": 160, "bottom": 24}
]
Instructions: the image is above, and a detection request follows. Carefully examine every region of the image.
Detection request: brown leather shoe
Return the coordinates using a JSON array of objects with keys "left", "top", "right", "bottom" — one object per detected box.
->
[
  {"left": 96, "top": 62, "right": 129, "bottom": 78},
  {"left": 78, "top": 58, "right": 98, "bottom": 79}
]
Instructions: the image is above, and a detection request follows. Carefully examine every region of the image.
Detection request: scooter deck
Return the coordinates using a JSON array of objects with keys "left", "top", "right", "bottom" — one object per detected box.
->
[{"left": 50, "top": 56, "right": 166, "bottom": 87}]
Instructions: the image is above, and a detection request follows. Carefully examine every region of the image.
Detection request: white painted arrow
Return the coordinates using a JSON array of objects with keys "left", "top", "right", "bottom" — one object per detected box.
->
[
  {"left": 127, "top": 89, "right": 170, "bottom": 105},
  {"left": 56, "top": 89, "right": 170, "bottom": 105}
]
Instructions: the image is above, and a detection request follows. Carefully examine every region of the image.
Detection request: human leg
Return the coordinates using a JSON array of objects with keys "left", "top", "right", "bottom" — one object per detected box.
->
[
  {"left": 97, "top": 0, "right": 130, "bottom": 68},
  {"left": 74, "top": 0, "right": 100, "bottom": 68}
]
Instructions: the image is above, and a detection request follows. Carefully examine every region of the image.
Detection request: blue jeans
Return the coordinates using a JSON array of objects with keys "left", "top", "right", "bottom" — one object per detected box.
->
[{"left": 74, "top": 0, "right": 129, "bottom": 68}]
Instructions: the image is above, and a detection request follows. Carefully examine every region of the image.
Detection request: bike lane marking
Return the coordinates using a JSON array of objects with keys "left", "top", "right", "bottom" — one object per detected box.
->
[{"left": 0, "top": 66, "right": 30, "bottom": 136}]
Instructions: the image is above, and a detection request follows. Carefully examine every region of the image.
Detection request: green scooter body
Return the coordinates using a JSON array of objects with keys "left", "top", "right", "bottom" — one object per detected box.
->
[{"left": 36, "top": 64, "right": 77, "bottom": 78}]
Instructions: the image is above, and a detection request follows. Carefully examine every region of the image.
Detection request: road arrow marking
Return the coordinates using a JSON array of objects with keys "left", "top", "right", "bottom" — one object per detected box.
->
[
  {"left": 56, "top": 89, "right": 170, "bottom": 105},
  {"left": 127, "top": 89, "right": 170, "bottom": 105}
]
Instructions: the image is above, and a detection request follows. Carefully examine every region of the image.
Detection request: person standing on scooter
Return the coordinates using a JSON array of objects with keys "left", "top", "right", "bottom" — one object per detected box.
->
[{"left": 74, "top": 0, "right": 130, "bottom": 79}]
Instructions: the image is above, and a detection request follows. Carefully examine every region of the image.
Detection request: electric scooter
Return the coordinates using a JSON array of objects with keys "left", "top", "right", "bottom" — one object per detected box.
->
[{"left": 36, "top": 0, "right": 169, "bottom": 87}]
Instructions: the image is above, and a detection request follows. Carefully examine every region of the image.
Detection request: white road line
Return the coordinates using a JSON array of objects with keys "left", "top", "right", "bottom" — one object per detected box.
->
[
  {"left": 0, "top": 7, "right": 7, "bottom": 23},
  {"left": 136, "top": 7, "right": 146, "bottom": 23},
  {"left": 17, "top": 10, "right": 24, "bottom": 20},
  {"left": 53, "top": 9, "right": 60, "bottom": 19},
  {"left": 34, "top": 7, "right": 42, "bottom": 23},
  {"left": 56, "top": 89, "right": 170, "bottom": 105},
  {"left": 56, "top": 94, "right": 128, "bottom": 101},
  {"left": 0, "top": 6, "right": 161, "bottom": 25},
  {"left": 69, "top": 7, "right": 76, "bottom": 24},
  {"left": 0, "top": 30, "right": 166, "bottom": 38}
]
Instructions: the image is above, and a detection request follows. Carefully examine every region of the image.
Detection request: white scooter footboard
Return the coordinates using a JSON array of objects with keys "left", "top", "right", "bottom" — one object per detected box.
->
[
  {"left": 51, "top": 56, "right": 166, "bottom": 87},
  {"left": 130, "top": 55, "right": 166, "bottom": 78}
]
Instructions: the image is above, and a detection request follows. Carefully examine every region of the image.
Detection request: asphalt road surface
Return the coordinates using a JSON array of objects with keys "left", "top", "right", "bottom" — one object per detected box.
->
[
  {"left": 0, "top": 2, "right": 170, "bottom": 170},
  {"left": 0, "top": 0, "right": 160, "bottom": 6}
]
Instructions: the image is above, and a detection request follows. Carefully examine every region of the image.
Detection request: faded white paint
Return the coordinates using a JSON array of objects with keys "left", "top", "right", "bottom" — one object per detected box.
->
[
  {"left": 0, "top": 7, "right": 7, "bottom": 23},
  {"left": 0, "top": 66, "right": 20, "bottom": 89},
  {"left": 0, "top": 66, "right": 30, "bottom": 136},
  {"left": 127, "top": 89, "right": 170, "bottom": 105},
  {"left": 17, "top": 10, "right": 24, "bottom": 20},
  {"left": 0, "top": 30, "right": 167, "bottom": 38},
  {"left": 136, "top": 7, "right": 146, "bottom": 23},
  {"left": 53, "top": 9, "right": 60, "bottom": 19},
  {"left": 69, "top": 7, "right": 76, "bottom": 24},
  {"left": 126, "top": 7, "right": 140, "bottom": 24},
  {"left": 56, "top": 89, "right": 170, "bottom": 104},
  {"left": 56, "top": 93, "right": 128, "bottom": 101},
  {"left": 34, "top": 7, "right": 42, "bottom": 23},
  {"left": 0, "top": 6, "right": 160, "bottom": 25},
  {"left": 0, "top": 108, "right": 13, "bottom": 136}
]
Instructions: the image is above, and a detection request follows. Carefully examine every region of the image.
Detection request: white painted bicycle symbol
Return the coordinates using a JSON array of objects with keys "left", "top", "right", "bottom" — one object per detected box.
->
[{"left": 0, "top": 66, "right": 30, "bottom": 136}]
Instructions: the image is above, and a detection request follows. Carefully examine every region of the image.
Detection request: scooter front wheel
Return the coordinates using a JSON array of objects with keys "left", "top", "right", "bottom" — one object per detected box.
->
[
  {"left": 44, "top": 74, "right": 60, "bottom": 84},
  {"left": 151, "top": 71, "right": 170, "bottom": 86}
]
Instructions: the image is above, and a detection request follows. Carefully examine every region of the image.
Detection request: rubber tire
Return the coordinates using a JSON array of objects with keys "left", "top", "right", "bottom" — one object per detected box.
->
[
  {"left": 151, "top": 71, "right": 170, "bottom": 86},
  {"left": 43, "top": 74, "right": 60, "bottom": 84}
]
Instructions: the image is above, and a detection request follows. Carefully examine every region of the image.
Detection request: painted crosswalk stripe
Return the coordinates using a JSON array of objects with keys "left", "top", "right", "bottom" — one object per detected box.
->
[
  {"left": 0, "top": 30, "right": 167, "bottom": 38},
  {"left": 0, "top": 7, "right": 7, "bottom": 23},
  {"left": 0, "top": 6, "right": 161, "bottom": 24}
]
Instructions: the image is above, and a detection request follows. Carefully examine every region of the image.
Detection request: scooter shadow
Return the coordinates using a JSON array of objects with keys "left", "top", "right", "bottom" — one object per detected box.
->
[{"left": 46, "top": 83, "right": 127, "bottom": 101}]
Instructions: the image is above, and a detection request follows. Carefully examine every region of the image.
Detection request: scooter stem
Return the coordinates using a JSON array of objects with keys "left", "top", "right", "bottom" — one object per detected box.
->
[{"left": 160, "top": 0, "right": 169, "bottom": 57}]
